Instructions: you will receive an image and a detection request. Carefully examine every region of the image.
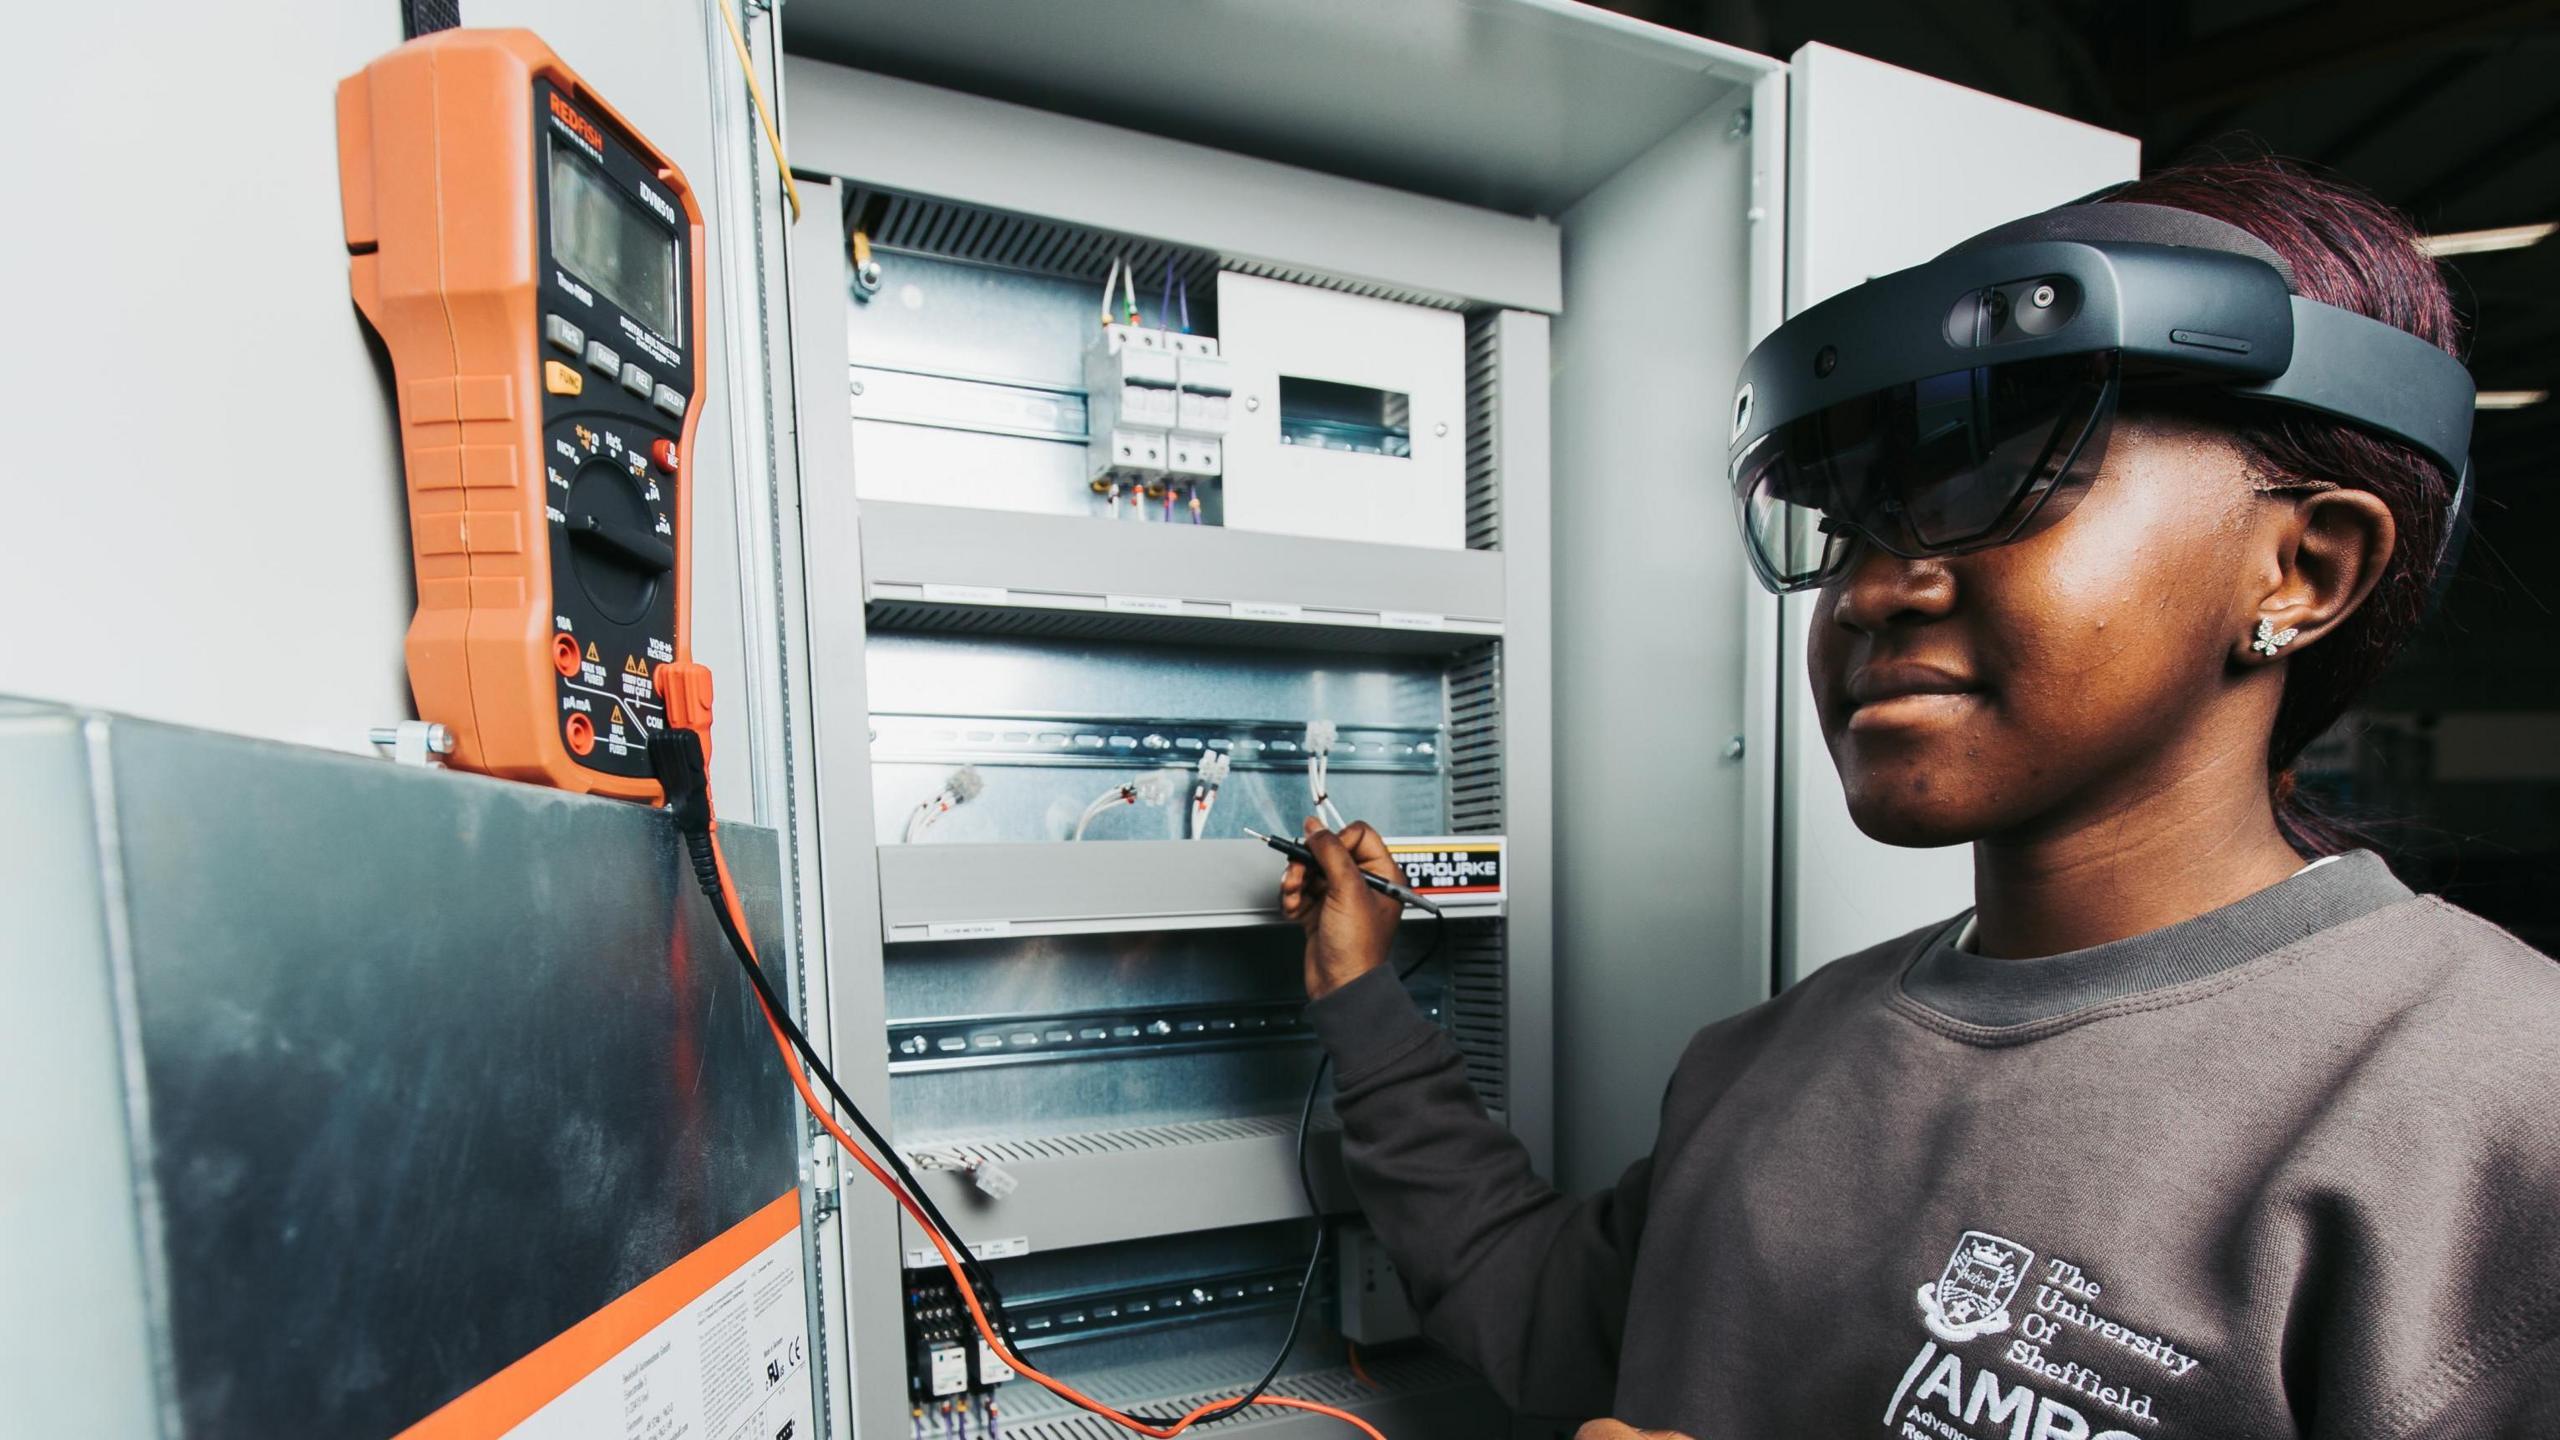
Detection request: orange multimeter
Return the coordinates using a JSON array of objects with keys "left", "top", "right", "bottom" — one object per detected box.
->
[{"left": 338, "top": 29, "right": 701, "bottom": 799}]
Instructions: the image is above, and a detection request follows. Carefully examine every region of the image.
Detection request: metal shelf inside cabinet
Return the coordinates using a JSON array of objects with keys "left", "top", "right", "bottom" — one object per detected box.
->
[
  {"left": 896, "top": 1114, "right": 1357, "bottom": 1262},
  {"left": 860, "top": 500, "right": 1504, "bottom": 655},
  {"left": 877, "top": 839, "right": 1500, "bottom": 943}
]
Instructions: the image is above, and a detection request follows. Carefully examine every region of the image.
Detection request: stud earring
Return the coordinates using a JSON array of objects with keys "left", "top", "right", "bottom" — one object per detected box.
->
[{"left": 2252, "top": 618, "right": 2300, "bottom": 656}]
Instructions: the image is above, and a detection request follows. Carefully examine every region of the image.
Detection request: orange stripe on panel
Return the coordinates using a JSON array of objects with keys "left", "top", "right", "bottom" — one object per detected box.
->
[{"left": 394, "top": 1191, "right": 802, "bottom": 1439}]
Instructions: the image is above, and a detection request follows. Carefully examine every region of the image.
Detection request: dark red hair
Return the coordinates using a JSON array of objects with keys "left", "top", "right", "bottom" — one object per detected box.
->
[{"left": 2101, "top": 156, "right": 2465, "bottom": 855}]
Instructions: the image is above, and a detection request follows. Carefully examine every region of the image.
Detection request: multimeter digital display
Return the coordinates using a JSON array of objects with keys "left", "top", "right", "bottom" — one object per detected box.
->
[{"left": 339, "top": 30, "right": 703, "bottom": 799}]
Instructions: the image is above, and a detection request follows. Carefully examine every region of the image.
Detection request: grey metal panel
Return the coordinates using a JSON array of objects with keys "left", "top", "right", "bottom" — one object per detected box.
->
[
  {"left": 1547, "top": 94, "right": 1771, "bottom": 1195},
  {"left": 780, "top": 178, "right": 914, "bottom": 1440},
  {"left": 0, "top": 704, "right": 799, "bottom": 1438},
  {"left": 782, "top": 59, "right": 1563, "bottom": 313},
  {"left": 895, "top": 1120, "right": 1358, "bottom": 1259},
  {"left": 876, "top": 840, "right": 1497, "bottom": 941},
  {"left": 1489, "top": 311, "right": 1559, "bottom": 1179},
  {"left": 860, "top": 500, "right": 1508, "bottom": 636},
  {"left": 0, "top": 709, "right": 164, "bottom": 1439},
  {"left": 778, "top": 0, "right": 1778, "bottom": 218}
]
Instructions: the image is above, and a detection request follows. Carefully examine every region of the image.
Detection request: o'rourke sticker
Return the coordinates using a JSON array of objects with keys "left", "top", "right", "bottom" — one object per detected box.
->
[{"left": 1384, "top": 836, "right": 1505, "bottom": 900}]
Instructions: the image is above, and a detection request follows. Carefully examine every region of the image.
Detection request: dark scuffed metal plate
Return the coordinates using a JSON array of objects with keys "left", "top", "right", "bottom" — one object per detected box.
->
[{"left": 82, "top": 712, "right": 798, "bottom": 1436}]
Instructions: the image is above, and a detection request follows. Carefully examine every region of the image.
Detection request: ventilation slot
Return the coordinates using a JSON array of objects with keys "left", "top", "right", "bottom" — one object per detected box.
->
[
  {"left": 1465, "top": 312, "right": 1502, "bottom": 552},
  {"left": 1446, "top": 641, "right": 1503, "bottom": 836},
  {"left": 866, "top": 597, "right": 1491, "bottom": 657},
  {"left": 997, "top": 1353, "right": 1480, "bottom": 1437},
  {"left": 1446, "top": 919, "right": 1508, "bottom": 1114},
  {"left": 840, "top": 186, "right": 1471, "bottom": 322},
  {"left": 910, "top": 1114, "right": 1309, "bottom": 1168}
]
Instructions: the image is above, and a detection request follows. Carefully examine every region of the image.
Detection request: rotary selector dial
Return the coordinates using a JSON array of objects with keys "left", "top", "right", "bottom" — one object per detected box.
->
[{"left": 554, "top": 421, "right": 675, "bottom": 624}]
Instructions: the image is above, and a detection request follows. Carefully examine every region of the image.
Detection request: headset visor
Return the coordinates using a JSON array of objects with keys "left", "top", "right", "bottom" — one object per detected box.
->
[{"left": 1733, "top": 352, "right": 2120, "bottom": 592}]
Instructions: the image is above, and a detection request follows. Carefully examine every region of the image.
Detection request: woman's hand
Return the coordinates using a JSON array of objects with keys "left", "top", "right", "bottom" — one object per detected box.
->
[
  {"left": 1277, "top": 817, "right": 1405, "bottom": 999},
  {"left": 1573, "top": 1423, "right": 1695, "bottom": 1440}
]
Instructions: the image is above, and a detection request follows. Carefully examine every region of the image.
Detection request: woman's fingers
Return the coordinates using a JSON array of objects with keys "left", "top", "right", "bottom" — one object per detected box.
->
[
  {"left": 1572, "top": 1424, "right": 1693, "bottom": 1440},
  {"left": 1337, "top": 820, "right": 1401, "bottom": 884},
  {"left": 1279, "top": 858, "right": 1323, "bottom": 924}
]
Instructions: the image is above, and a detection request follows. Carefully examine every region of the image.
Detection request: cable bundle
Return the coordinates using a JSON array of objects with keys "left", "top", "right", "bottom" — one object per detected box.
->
[
  {"left": 1071, "top": 774, "right": 1173, "bottom": 841},
  {"left": 904, "top": 767, "right": 986, "bottom": 843},
  {"left": 1305, "top": 722, "right": 1348, "bottom": 831},
  {"left": 649, "top": 726, "right": 1396, "bottom": 1438}
]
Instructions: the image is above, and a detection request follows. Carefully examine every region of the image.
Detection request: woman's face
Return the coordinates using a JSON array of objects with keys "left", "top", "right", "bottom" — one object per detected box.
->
[{"left": 1809, "top": 417, "right": 2277, "bottom": 847}]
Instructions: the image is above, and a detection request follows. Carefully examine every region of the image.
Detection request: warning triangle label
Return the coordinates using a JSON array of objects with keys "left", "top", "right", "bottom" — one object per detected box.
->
[
  {"left": 609, "top": 705, "right": 624, "bottom": 727},
  {"left": 625, "top": 654, "right": 646, "bottom": 675},
  {"left": 585, "top": 642, "right": 601, "bottom": 663}
]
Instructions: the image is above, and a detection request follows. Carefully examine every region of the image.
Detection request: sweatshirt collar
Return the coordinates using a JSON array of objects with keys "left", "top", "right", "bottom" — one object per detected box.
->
[{"left": 1900, "top": 850, "right": 2412, "bottom": 1029}]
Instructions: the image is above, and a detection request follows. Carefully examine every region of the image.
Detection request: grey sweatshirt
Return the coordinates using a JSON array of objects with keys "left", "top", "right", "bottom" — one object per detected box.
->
[{"left": 1309, "top": 853, "right": 2560, "bottom": 1438}]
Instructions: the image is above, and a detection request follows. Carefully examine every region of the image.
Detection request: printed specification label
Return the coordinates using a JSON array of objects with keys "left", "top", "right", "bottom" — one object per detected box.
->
[{"left": 509, "top": 1228, "right": 812, "bottom": 1440}]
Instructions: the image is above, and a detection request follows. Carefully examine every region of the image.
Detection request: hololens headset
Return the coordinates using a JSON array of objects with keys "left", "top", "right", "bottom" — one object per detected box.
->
[{"left": 1726, "top": 199, "right": 2476, "bottom": 594}]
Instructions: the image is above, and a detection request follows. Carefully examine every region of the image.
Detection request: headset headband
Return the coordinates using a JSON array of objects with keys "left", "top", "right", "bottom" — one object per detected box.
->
[{"left": 1731, "top": 198, "right": 2475, "bottom": 519}]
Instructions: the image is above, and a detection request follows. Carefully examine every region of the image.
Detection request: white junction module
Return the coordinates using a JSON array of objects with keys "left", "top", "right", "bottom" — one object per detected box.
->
[{"left": 1216, "top": 274, "right": 1467, "bottom": 549}]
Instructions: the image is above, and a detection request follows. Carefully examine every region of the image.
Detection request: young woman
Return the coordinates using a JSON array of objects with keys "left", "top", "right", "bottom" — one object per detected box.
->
[{"left": 1279, "top": 160, "right": 2559, "bottom": 1440}]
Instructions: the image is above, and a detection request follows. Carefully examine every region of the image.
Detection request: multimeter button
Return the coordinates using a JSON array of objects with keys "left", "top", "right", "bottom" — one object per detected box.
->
[
  {"left": 651, "top": 383, "right": 685, "bottom": 418},
  {"left": 584, "top": 339, "right": 621, "bottom": 375},
  {"left": 543, "top": 360, "right": 584, "bottom": 396},
  {"left": 620, "top": 362, "right": 652, "bottom": 397},
  {"left": 544, "top": 314, "right": 584, "bottom": 355},
  {"left": 649, "top": 438, "right": 680, "bottom": 473}
]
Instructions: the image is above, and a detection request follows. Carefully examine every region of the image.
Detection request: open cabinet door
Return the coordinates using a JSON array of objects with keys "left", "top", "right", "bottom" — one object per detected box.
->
[{"left": 1778, "top": 44, "right": 2138, "bottom": 980}]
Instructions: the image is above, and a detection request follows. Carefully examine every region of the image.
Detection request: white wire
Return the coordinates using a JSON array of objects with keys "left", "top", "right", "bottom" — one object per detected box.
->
[
  {"left": 1071, "top": 784, "right": 1134, "bottom": 842},
  {"left": 1306, "top": 728, "right": 1348, "bottom": 832}
]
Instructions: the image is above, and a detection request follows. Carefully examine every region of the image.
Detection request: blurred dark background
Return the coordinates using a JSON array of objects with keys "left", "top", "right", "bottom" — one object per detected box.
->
[{"left": 1610, "top": 0, "right": 2560, "bottom": 943}]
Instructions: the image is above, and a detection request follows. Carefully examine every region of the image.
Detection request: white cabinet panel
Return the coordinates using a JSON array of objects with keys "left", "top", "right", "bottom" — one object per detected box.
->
[
  {"left": 1216, "top": 275, "right": 1469, "bottom": 550},
  {"left": 1779, "top": 44, "right": 2138, "bottom": 978}
]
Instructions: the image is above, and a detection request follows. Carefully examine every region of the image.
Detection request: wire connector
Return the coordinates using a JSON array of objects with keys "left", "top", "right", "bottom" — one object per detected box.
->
[{"left": 967, "top": 1158, "right": 1019, "bottom": 1201}]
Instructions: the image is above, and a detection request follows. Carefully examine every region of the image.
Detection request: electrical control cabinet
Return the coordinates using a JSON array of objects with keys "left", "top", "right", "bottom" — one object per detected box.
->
[
  {"left": 9, "top": 1, "right": 2136, "bottom": 1435},
  {"left": 782, "top": 56, "right": 1557, "bottom": 1433}
]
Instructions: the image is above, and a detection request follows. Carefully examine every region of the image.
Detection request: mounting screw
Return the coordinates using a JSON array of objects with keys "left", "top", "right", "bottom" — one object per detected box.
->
[
  {"left": 1728, "top": 107, "right": 1753, "bottom": 141},
  {"left": 1244, "top": 395, "right": 1261, "bottom": 412},
  {"left": 370, "top": 722, "right": 454, "bottom": 766},
  {"left": 850, "top": 378, "right": 866, "bottom": 397},
  {"left": 852, "top": 258, "right": 884, "bottom": 301},
  {"left": 1433, "top": 422, "right": 1450, "bottom": 438},
  {"left": 1721, "top": 735, "right": 1746, "bottom": 761}
]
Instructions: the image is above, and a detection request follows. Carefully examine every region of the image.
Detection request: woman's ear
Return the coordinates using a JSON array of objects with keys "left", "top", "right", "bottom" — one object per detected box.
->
[{"left": 2240, "top": 487, "right": 2397, "bottom": 664}]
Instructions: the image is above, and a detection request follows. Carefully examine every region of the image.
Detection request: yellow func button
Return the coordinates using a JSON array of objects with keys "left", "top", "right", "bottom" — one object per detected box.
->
[{"left": 543, "top": 359, "right": 584, "bottom": 396}]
